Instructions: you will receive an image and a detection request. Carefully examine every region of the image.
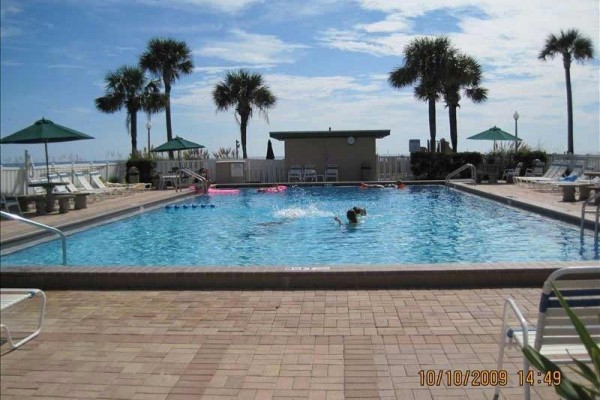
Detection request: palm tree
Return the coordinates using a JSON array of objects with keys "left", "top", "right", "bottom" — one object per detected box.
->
[
  {"left": 442, "top": 53, "right": 488, "bottom": 152},
  {"left": 140, "top": 37, "right": 194, "bottom": 158},
  {"left": 539, "top": 29, "right": 594, "bottom": 154},
  {"left": 389, "top": 37, "right": 455, "bottom": 152},
  {"left": 212, "top": 69, "right": 277, "bottom": 159},
  {"left": 95, "top": 66, "right": 166, "bottom": 156}
]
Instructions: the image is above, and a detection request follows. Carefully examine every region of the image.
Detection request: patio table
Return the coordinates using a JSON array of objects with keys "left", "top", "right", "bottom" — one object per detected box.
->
[
  {"left": 557, "top": 182, "right": 596, "bottom": 202},
  {"left": 28, "top": 182, "right": 67, "bottom": 214}
]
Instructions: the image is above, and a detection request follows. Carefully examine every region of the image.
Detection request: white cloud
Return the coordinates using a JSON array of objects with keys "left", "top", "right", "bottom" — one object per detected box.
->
[
  {"left": 194, "top": 65, "right": 274, "bottom": 75},
  {"left": 197, "top": 29, "right": 309, "bottom": 65},
  {"left": 135, "top": 0, "right": 262, "bottom": 13}
]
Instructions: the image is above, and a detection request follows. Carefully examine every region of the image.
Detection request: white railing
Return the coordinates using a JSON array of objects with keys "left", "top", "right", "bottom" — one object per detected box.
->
[
  {"left": 1, "top": 211, "right": 67, "bottom": 265},
  {"left": 445, "top": 163, "right": 477, "bottom": 185}
]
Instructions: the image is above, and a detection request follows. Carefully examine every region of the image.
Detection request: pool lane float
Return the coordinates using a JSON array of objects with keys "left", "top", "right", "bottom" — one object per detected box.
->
[
  {"left": 257, "top": 185, "right": 287, "bottom": 193},
  {"left": 207, "top": 187, "right": 240, "bottom": 195}
]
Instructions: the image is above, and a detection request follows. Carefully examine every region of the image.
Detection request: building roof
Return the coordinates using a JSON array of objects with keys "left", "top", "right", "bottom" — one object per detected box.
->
[{"left": 269, "top": 129, "right": 390, "bottom": 140}]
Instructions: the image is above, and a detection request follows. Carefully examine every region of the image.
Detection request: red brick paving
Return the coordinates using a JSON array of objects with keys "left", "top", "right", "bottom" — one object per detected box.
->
[{"left": 1, "top": 290, "right": 561, "bottom": 399}]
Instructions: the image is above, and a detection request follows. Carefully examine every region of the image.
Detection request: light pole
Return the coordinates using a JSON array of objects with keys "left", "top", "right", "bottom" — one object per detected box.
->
[
  {"left": 513, "top": 111, "right": 519, "bottom": 152},
  {"left": 145, "top": 118, "right": 152, "bottom": 156}
]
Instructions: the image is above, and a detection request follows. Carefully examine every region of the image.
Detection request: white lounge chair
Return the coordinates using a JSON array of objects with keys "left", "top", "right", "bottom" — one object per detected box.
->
[
  {"left": 324, "top": 164, "right": 339, "bottom": 182},
  {"left": 524, "top": 160, "right": 545, "bottom": 177},
  {"left": 501, "top": 162, "right": 523, "bottom": 182},
  {"left": 48, "top": 173, "right": 70, "bottom": 194},
  {"left": 303, "top": 165, "right": 318, "bottom": 182},
  {"left": 287, "top": 165, "right": 303, "bottom": 182},
  {"left": 493, "top": 266, "right": 600, "bottom": 400},
  {"left": 74, "top": 172, "right": 112, "bottom": 198},
  {"left": 1, "top": 289, "right": 46, "bottom": 350},
  {"left": 515, "top": 164, "right": 568, "bottom": 185},
  {"left": 90, "top": 171, "right": 132, "bottom": 194}
]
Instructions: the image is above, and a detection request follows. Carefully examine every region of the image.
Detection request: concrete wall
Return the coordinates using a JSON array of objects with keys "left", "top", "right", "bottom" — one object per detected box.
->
[{"left": 284, "top": 137, "right": 377, "bottom": 181}]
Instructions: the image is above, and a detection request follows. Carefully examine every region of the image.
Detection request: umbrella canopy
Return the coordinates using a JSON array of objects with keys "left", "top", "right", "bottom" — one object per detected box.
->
[
  {"left": 0, "top": 118, "right": 94, "bottom": 179},
  {"left": 151, "top": 136, "right": 205, "bottom": 168},
  {"left": 151, "top": 136, "right": 205, "bottom": 153},
  {"left": 266, "top": 139, "right": 275, "bottom": 160},
  {"left": 467, "top": 126, "right": 522, "bottom": 142}
]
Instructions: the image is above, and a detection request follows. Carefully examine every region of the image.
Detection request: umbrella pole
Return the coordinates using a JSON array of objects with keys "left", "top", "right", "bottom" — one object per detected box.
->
[{"left": 44, "top": 141, "right": 50, "bottom": 181}]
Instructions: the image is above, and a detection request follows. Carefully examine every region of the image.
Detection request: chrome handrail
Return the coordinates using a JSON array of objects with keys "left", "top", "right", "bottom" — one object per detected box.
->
[
  {"left": 445, "top": 163, "right": 477, "bottom": 186},
  {"left": 580, "top": 190, "right": 600, "bottom": 240},
  {"left": 0, "top": 211, "right": 67, "bottom": 265}
]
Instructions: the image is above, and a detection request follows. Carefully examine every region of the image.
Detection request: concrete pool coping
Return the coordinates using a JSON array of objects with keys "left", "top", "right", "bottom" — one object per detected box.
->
[{"left": 1, "top": 182, "right": 598, "bottom": 290}]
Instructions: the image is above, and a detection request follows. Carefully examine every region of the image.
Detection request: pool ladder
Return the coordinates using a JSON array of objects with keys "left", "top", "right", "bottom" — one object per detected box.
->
[
  {"left": 0, "top": 211, "right": 67, "bottom": 265},
  {"left": 445, "top": 163, "right": 477, "bottom": 186},
  {"left": 580, "top": 190, "right": 600, "bottom": 240}
]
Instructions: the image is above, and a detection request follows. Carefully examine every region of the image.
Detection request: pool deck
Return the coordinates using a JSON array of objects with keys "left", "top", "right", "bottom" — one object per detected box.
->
[{"left": 1, "top": 183, "right": 597, "bottom": 399}]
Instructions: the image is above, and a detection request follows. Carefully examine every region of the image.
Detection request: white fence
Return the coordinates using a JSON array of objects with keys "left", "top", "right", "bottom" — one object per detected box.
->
[
  {"left": 1, "top": 161, "right": 124, "bottom": 196},
  {"left": 2, "top": 154, "right": 598, "bottom": 195}
]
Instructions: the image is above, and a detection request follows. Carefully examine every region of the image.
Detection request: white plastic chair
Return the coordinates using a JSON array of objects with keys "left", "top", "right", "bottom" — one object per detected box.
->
[
  {"left": 287, "top": 165, "right": 303, "bottom": 182},
  {"left": 1, "top": 289, "right": 46, "bottom": 350},
  {"left": 493, "top": 266, "right": 600, "bottom": 400},
  {"left": 324, "top": 164, "right": 339, "bottom": 182},
  {"left": 303, "top": 165, "right": 318, "bottom": 182}
]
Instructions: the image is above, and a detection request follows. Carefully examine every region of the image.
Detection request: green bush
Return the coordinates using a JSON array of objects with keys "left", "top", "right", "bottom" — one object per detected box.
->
[
  {"left": 485, "top": 146, "right": 548, "bottom": 176},
  {"left": 410, "top": 152, "right": 483, "bottom": 179},
  {"left": 126, "top": 158, "right": 156, "bottom": 183}
]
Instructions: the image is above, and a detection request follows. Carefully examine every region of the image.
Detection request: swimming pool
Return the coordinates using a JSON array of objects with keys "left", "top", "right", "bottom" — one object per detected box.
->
[{"left": 1, "top": 186, "right": 598, "bottom": 267}]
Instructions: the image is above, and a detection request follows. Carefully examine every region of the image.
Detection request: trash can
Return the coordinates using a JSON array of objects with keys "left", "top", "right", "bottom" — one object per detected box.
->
[{"left": 128, "top": 166, "right": 140, "bottom": 184}]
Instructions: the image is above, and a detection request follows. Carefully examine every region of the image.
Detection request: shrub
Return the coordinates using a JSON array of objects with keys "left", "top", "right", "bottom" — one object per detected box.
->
[
  {"left": 410, "top": 152, "right": 483, "bottom": 179},
  {"left": 126, "top": 158, "right": 156, "bottom": 183}
]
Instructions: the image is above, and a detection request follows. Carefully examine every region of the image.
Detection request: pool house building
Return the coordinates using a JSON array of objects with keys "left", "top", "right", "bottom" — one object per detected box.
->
[{"left": 269, "top": 129, "right": 391, "bottom": 181}]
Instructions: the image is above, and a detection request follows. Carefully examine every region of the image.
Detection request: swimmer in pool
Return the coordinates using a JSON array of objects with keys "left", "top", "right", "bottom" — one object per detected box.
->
[
  {"left": 359, "top": 182, "right": 385, "bottom": 189},
  {"left": 353, "top": 207, "right": 367, "bottom": 216},
  {"left": 384, "top": 180, "right": 406, "bottom": 189},
  {"left": 334, "top": 207, "right": 366, "bottom": 226},
  {"left": 257, "top": 186, "right": 282, "bottom": 193}
]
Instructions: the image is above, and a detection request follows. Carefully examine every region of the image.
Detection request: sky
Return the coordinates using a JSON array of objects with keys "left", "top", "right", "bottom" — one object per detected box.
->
[{"left": 1, "top": 0, "right": 599, "bottom": 165}]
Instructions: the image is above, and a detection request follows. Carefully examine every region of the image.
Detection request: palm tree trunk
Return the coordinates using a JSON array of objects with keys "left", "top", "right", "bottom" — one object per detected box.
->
[
  {"left": 449, "top": 105, "right": 458, "bottom": 152},
  {"left": 563, "top": 63, "right": 574, "bottom": 154},
  {"left": 165, "top": 81, "right": 174, "bottom": 159},
  {"left": 130, "top": 112, "right": 138, "bottom": 157},
  {"left": 428, "top": 97, "right": 437, "bottom": 152},
  {"left": 240, "top": 114, "right": 248, "bottom": 159}
]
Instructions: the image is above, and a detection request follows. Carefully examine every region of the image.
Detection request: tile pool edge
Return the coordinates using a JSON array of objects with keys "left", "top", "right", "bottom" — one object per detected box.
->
[{"left": 0, "top": 262, "right": 592, "bottom": 290}]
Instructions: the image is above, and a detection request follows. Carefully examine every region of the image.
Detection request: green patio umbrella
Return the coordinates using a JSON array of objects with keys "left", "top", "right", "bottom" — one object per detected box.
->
[
  {"left": 151, "top": 136, "right": 205, "bottom": 168},
  {"left": 0, "top": 118, "right": 94, "bottom": 180},
  {"left": 467, "top": 126, "right": 522, "bottom": 150}
]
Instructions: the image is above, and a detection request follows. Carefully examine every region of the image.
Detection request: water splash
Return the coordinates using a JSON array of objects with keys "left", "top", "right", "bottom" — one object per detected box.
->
[{"left": 274, "top": 204, "right": 332, "bottom": 219}]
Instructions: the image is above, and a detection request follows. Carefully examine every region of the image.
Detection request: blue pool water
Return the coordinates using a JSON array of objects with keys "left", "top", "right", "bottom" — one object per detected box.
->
[{"left": 1, "top": 186, "right": 598, "bottom": 267}]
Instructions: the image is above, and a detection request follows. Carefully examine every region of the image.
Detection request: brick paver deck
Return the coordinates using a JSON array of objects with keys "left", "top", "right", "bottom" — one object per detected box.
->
[{"left": 1, "top": 289, "right": 561, "bottom": 399}]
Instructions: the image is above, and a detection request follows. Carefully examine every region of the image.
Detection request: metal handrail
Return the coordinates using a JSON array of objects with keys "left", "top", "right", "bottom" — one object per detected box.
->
[
  {"left": 580, "top": 190, "right": 600, "bottom": 240},
  {"left": 0, "top": 211, "right": 67, "bottom": 265},
  {"left": 445, "top": 163, "right": 477, "bottom": 186}
]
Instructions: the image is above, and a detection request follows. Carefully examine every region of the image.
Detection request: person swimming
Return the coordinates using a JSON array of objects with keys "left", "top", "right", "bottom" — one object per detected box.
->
[
  {"left": 334, "top": 207, "right": 366, "bottom": 226},
  {"left": 384, "top": 180, "right": 406, "bottom": 189},
  {"left": 359, "top": 182, "right": 385, "bottom": 189}
]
